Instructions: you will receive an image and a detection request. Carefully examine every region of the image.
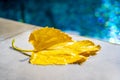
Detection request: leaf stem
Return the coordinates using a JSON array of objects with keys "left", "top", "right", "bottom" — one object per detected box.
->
[{"left": 12, "top": 39, "right": 35, "bottom": 57}]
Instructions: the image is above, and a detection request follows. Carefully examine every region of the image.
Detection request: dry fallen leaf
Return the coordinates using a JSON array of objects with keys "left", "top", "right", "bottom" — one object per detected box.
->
[{"left": 12, "top": 27, "right": 101, "bottom": 65}]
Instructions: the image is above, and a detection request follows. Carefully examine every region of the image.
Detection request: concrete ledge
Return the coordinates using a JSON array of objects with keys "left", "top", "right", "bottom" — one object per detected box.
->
[{"left": 0, "top": 18, "right": 39, "bottom": 40}]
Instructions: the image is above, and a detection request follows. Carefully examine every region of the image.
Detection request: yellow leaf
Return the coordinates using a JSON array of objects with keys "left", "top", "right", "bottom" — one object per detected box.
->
[{"left": 12, "top": 27, "right": 101, "bottom": 65}]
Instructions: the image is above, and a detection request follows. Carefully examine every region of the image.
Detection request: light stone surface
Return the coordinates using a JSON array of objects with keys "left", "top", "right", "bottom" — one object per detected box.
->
[
  {"left": 0, "top": 18, "right": 38, "bottom": 41},
  {"left": 0, "top": 18, "right": 120, "bottom": 80}
]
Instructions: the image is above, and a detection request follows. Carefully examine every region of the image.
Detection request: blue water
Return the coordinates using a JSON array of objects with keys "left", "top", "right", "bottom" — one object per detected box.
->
[{"left": 0, "top": 0, "right": 120, "bottom": 44}]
